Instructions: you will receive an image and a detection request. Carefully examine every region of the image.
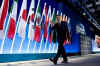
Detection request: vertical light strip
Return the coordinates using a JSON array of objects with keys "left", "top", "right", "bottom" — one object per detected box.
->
[
  {"left": 0, "top": 0, "right": 9, "bottom": 54},
  {"left": 0, "top": 16, "right": 10, "bottom": 54},
  {"left": 10, "top": 0, "right": 26, "bottom": 54},
  {"left": 52, "top": 43, "right": 55, "bottom": 53},
  {"left": 48, "top": 43, "right": 51, "bottom": 53},
  {"left": 55, "top": 43, "right": 58, "bottom": 53},
  {"left": 38, "top": 3, "right": 46, "bottom": 53},
  {"left": 33, "top": 41, "right": 36, "bottom": 53},
  {"left": 26, "top": 40, "right": 31, "bottom": 53},
  {"left": 39, "top": 35, "right": 43, "bottom": 53},
  {"left": 10, "top": 21, "right": 19, "bottom": 53},
  {"left": 18, "top": 39, "right": 24, "bottom": 53},
  {"left": 48, "top": 8, "right": 55, "bottom": 53},
  {"left": 44, "top": 35, "right": 48, "bottom": 53}
]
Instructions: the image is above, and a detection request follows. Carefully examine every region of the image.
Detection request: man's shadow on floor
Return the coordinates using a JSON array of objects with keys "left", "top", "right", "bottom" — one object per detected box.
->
[{"left": 50, "top": 62, "right": 90, "bottom": 66}]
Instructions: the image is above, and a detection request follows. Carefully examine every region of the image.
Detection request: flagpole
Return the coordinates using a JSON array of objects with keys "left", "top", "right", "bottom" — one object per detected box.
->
[
  {"left": 18, "top": 39, "right": 24, "bottom": 53},
  {"left": 43, "top": 3, "right": 48, "bottom": 53},
  {"left": 44, "top": 24, "right": 51, "bottom": 53},
  {"left": 10, "top": 17, "right": 20, "bottom": 53},
  {"left": 52, "top": 43, "right": 55, "bottom": 53},
  {"left": 0, "top": 0, "right": 9, "bottom": 54},
  {"left": 54, "top": 43, "right": 58, "bottom": 53},
  {"left": 38, "top": 3, "right": 47, "bottom": 53},
  {"left": 0, "top": 15, "right": 10, "bottom": 54},
  {"left": 56, "top": 43, "right": 58, "bottom": 53},
  {"left": 48, "top": 43, "right": 51, "bottom": 53},
  {"left": 27, "top": 39, "right": 31, "bottom": 53},
  {"left": 3, "top": 15, "right": 9, "bottom": 32},
  {"left": 44, "top": 34, "right": 48, "bottom": 53},
  {"left": 10, "top": 0, "right": 26, "bottom": 54},
  {"left": 39, "top": 35, "right": 43, "bottom": 53},
  {"left": 26, "top": 0, "right": 35, "bottom": 54},
  {"left": 18, "top": 0, "right": 31, "bottom": 54},
  {"left": 33, "top": 0, "right": 41, "bottom": 22},
  {"left": 44, "top": 20, "right": 51, "bottom": 53},
  {"left": 48, "top": 8, "right": 55, "bottom": 53},
  {"left": 51, "top": 10, "right": 60, "bottom": 53},
  {"left": 29, "top": 0, "right": 41, "bottom": 54},
  {"left": 33, "top": 41, "right": 36, "bottom": 53},
  {"left": 18, "top": 18, "right": 28, "bottom": 53}
]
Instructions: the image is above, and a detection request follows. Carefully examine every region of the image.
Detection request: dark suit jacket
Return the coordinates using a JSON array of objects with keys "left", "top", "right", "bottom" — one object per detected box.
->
[{"left": 52, "top": 21, "right": 71, "bottom": 44}]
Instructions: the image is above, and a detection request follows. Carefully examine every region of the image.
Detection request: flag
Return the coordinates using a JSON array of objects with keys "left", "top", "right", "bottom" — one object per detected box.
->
[
  {"left": 16, "top": 0, "right": 23, "bottom": 21},
  {"left": 51, "top": 9, "right": 56, "bottom": 24},
  {"left": 65, "top": 16, "right": 68, "bottom": 22},
  {"left": 39, "top": 3, "right": 47, "bottom": 42},
  {"left": 0, "top": 0, "right": 9, "bottom": 29},
  {"left": 47, "top": 6, "right": 52, "bottom": 43},
  {"left": 27, "top": 0, "right": 31, "bottom": 17},
  {"left": 34, "top": 24, "right": 41, "bottom": 42},
  {"left": 43, "top": 3, "right": 47, "bottom": 42},
  {"left": 18, "top": 0, "right": 27, "bottom": 39},
  {"left": 0, "top": 0, "right": 3, "bottom": 40},
  {"left": 0, "top": 0, "right": 3, "bottom": 18},
  {"left": 8, "top": 0, "right": 13, "bottom": 14},
  {"left": 0, "top": 0, "right": 9, "bottom": 40},
  {"left": 62, "top": 14, "right": 66, "bottom": 21},
  {"left": 0, "top": 0, "right": 4, "bottom": 18},
  {"left": 7, "top": 0, "right": 18, "bottom": 40},
  {"left": 28, "top": 0, "right": 35, "bottom": 40},
  {"left": 34, "top": 0, "right": 41, "bottom": 42},
  {"left": 51, "top": 8, "right": 57, "bottom": 43},
  {"left": 48, "top": 24, "right": 52, "bottom": 43}
]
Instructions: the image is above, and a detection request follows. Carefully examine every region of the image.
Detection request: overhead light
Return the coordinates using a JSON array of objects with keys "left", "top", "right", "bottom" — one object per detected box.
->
[{"left": 82, "top": 12, "right": 86, "bottom": 16}]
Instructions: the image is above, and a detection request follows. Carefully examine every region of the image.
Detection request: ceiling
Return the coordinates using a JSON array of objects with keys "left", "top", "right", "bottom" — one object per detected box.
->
[
  {"left": 56, "top": 0, "right": 100, "bottom": 34},
  {"left": 79, "top": 0, "right": 100, "bottom": 25}
]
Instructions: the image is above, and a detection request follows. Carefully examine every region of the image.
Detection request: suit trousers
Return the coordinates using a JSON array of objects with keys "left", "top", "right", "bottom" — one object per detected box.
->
[{"left": 54, "top": 41, "right": 67, "bottom": 62}]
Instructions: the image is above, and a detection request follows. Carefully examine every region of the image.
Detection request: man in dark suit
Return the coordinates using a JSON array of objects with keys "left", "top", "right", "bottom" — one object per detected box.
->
[{"left": 49, "top": 15, "right": 71, "bottom": 65}]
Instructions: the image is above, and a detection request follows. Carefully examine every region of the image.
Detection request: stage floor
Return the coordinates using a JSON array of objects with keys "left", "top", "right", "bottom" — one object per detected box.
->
[{"left": 0, "top": 54, "right": 100, "bottom": 66}]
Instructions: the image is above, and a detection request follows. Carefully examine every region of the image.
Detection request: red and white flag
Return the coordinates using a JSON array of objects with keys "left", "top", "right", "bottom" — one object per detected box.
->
[
  {"left": 41, "top": 3, "right": 47, "bottom": 41},
  {"left": 0, "top": 0, "right": 9, "bottom": 40},
  {"left": 17, "top": 0, "right": 27, "bottom": 39},
  {"left": 7, "top": 0, "right": 18, "bottom": 39},
  {"left": 28, "top": 0, "right": 35, "bottom": 40},
  {"left": 33, "top": 0, "right": 41, "bottom": 42}
]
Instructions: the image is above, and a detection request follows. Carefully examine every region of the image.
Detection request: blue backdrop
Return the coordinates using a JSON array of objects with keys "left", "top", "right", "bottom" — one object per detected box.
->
[{"left": 0, "top": 0, "right": 86, "bottom": 54}]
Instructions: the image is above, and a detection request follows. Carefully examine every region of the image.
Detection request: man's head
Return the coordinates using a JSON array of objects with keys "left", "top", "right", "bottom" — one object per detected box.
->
[{"left": 56, "top": 15, "right": 62, "bottom": 23}]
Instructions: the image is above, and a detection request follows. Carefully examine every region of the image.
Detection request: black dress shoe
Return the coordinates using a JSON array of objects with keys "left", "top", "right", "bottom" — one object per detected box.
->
[
  {"left": 49, "top": 58, "right": 57, "bottom": 65},
  {"left": 61, "top": 61, "right": 68, "bottom": 64}
]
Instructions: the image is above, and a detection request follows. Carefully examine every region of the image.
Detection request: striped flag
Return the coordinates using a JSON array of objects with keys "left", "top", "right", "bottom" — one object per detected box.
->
[
  {"left": 51, "top": 9, "right": 56, "bottom": 24},
  {"left": 43, "top": 3, "right": 47, "bottom": 42},
  {"left": 47, "top": 6, "right": 52, "bottom": 43},
  {"left": 34, "top": 1, "right": 41, "bottom": 42},
  {"left": 28, "top": 0, "right": 35, "bottom": 40},
  {"left": 40, "top": 3, "right": 47, "bottom": 43},
  {"left": 0, "top": 0, "right": 9, "bottom": 40},
  {"left": 7, "top": 0, "right": 18, "bottom": 39},
  {"left": 17, "top": 0, "right": 27, "bottom": 39}
]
